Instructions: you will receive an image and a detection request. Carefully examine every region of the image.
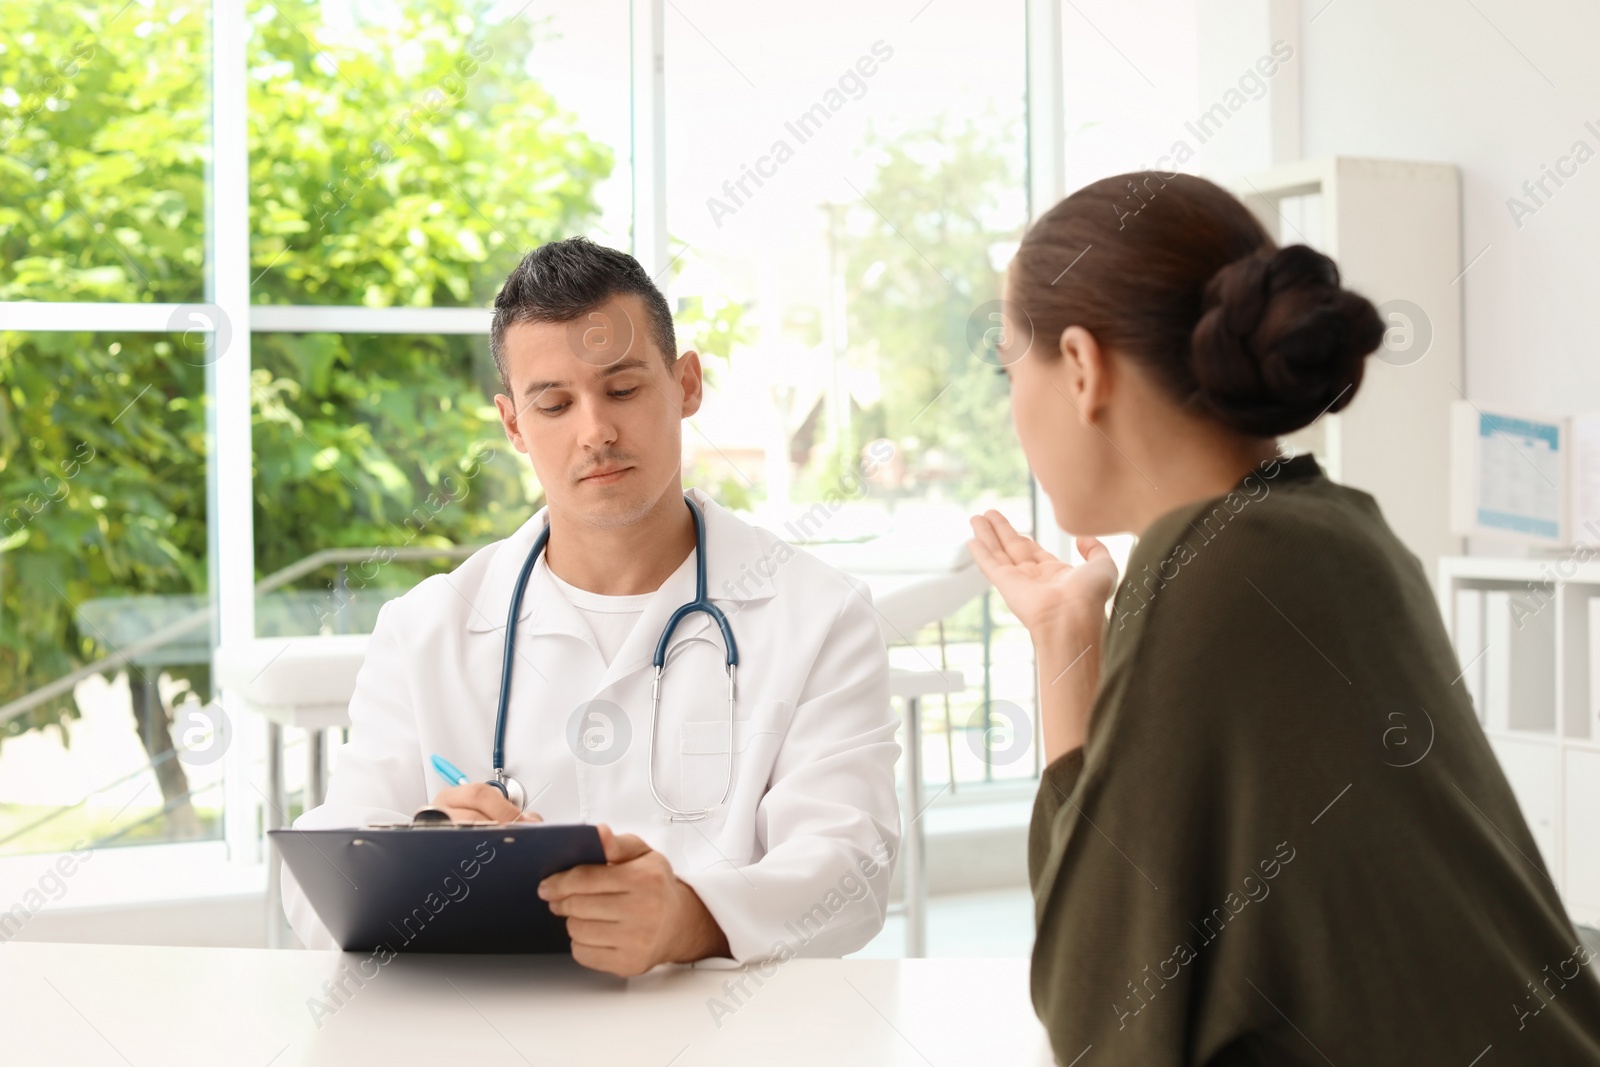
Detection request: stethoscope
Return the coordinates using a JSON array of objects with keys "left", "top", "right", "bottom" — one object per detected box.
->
[{"left": 486, "top": 495, "right": 739, "bottom": 822}]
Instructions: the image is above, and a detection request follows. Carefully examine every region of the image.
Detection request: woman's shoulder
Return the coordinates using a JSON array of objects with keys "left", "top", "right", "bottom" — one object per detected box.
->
[
  {"left": 1087, "top": 454, "right": 1450, "bottom": 777},
  {"left": 1108, "top": 454, "right": 1413, "bottom": 638}
]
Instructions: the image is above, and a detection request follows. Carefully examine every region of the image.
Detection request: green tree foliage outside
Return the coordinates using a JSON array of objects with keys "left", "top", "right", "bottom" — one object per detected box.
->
[
  {"left": 0, "top": 0, "right": 621, "bottom": 840},
  {"left": 840, "top": 116, "right": 1029, "bottom": 502}
]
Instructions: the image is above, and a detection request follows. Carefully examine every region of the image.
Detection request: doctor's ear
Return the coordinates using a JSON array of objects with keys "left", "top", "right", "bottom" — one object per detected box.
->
[
  {"left": 493, "top": 392, "right": 530, "bottom": 455},
  {"left": 674, "top": 351, "right": 704, "bottom": 419}
]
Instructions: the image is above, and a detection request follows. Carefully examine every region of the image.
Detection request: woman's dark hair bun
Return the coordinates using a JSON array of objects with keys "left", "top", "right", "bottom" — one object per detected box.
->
[
  {"left": 1011, "top": 173, "right": 1385, "bottom": 440},
  {"left": 1189, "top": 244, "right": 1385, "bottom": 437}
]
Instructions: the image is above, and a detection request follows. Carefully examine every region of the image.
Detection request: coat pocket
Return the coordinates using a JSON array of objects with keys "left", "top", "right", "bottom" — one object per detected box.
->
[{"left": 677, "top": 702, "right": 794, "bottom": 817}]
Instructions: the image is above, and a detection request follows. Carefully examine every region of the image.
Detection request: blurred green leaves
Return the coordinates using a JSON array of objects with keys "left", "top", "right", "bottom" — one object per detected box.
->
[
  {"left": 842, "top": 115, "right": 1028, "bottom": 500},
  {"left": 246, "top": 0, "right": 611, "bottom": 308}
]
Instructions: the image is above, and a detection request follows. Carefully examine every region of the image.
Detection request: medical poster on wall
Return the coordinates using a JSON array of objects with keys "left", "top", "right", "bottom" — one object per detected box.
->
[{"left": 1449, "top": 400, "right": 1587, "bottom": 546}]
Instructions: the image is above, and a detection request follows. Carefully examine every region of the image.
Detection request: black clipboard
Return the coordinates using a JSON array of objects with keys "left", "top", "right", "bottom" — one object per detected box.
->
[{"left": 272, "top": 823, "right": 604, "bottom": 953}]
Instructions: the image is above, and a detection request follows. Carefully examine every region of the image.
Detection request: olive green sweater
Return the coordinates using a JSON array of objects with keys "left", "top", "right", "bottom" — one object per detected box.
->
[{"left": 1028, "top": 454, "right": 1600, "bottom": 1065}]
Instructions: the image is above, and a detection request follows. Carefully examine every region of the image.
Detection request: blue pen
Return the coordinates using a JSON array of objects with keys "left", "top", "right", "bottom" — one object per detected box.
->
[{"left": 430, "top": 753, "right": 470, "bottom": 787}]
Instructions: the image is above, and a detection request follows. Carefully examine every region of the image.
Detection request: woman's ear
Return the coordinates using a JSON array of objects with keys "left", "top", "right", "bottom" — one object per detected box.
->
[{"left": 1057, "top": 325, "right": 1110, "bottom": 424}]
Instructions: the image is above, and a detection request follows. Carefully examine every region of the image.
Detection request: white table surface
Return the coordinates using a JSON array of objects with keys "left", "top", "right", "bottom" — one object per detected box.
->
[{"left": 0, "top": 943, "right": 1053, "bottom": 1067}]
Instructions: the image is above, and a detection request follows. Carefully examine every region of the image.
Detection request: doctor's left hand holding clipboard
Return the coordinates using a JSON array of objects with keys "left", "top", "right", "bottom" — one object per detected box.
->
[{"left": 270, "top": 754, "right": 598, "bottom": 954}]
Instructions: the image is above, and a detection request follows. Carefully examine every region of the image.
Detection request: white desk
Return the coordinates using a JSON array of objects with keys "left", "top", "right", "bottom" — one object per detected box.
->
[{"left": 0, "top": 942, "right": 1052, "bottom": 1066}]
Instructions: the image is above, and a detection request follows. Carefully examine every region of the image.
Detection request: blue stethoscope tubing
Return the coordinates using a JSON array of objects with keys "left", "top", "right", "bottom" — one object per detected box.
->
[{"left": 488, "top": 495, "right": 739, "bottom": 822}]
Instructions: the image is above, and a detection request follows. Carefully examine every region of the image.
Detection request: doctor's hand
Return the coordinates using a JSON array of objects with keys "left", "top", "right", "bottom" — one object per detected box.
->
[
  {"left": 968, "top": 511, "right": 1118, "bottom": 763},
  {"left": 427, "top": 783, "right": 542, "bottom": 824},
  {"left": 538, "top": 824, "right": 731, "bottom": 978}
]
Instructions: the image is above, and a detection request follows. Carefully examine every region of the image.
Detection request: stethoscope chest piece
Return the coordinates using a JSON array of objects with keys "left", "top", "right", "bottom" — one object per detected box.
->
[{"left": 487, "top": 770, "right": 528, "bottom": 813}]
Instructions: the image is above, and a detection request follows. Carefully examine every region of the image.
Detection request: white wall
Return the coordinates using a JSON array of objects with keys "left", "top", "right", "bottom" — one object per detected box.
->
[
  {"left": 1294, "top": 0, "right": 1600, "bottom": 416},
  {"left": 1009, "top": 0, "right": 1598, "bottom": 565},
  {"left": 1059, "top": 1, "right": 1200, "bottom": 189},
  {"left": 1075, "top": 0, "right": 1600, "bottom": 416}
]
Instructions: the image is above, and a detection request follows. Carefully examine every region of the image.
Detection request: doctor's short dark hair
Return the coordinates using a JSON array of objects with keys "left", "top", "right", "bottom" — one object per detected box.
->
[{"left": 488, "top": 236, "right": 678, "bottom": 392}]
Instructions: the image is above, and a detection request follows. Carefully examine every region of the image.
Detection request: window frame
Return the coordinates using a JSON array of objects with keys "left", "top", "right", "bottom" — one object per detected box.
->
[{"left": 0, "top": 0, "right": 1065, "bottom": 880}]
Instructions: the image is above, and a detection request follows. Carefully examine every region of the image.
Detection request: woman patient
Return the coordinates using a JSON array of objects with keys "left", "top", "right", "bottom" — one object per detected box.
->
[{"left": 968, "top": 172, "right": 1600, "bottom": 1064}]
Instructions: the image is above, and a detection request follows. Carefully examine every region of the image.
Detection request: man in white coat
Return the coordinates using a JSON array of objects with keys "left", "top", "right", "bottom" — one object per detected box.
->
[{"left": 283, "top": 237, "right": 901, "bottom": 975}]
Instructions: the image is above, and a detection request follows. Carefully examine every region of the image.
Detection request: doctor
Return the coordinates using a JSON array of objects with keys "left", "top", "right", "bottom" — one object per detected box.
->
[{"left": 284, "top": 237, "right": 901, "bottom": 974}]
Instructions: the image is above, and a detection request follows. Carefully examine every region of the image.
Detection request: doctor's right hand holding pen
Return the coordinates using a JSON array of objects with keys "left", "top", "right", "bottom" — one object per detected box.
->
[
  {"left": 428, "top": 754, "right": 542, "bottom": 824},
  {"left": 967, "top": 514, "right": 1118, "bottom": 765}
]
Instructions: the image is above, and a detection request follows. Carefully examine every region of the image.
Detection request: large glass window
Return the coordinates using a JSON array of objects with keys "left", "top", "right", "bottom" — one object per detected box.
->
[
  {"left": 0, "top": 1, "right": 1057, "bottom": 868},
  {"left": 0, "top": 332, "right": 217, "bottom": 854},
  {"left": 249, "top": 329, "right": 539, "bottom": 826},
  {"left": 243, "top": 0, "right": 626, "bottom": 601},
  {"left": 663, "top": 1, "right": 1036, "bottom": 786}
]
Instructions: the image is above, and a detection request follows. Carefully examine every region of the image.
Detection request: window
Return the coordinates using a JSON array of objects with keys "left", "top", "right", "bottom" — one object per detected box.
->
[
  {"left": 0, "top": 332, "right": 217, "bottom": 853},
  {"left": 0, "top": 0, "right": 631, "bottom": 856},
  {"left": 0, "top": 1, "right": 1066, "bottom": 870},
  {"left": 663, "top": 0, "right": 1038, "bottom": 785}
]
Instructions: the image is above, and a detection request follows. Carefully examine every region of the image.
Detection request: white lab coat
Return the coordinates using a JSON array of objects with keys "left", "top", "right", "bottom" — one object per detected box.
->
[{"left": 283, "top": 488, "right": 901, "bottom": 963}]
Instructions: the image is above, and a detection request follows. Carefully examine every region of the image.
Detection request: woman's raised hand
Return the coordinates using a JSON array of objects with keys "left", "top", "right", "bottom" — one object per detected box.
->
[
  {"left": 968, "top": 511, "right": 1119, "bottom": 761},
  {"left": 966, "top": 511, "right": 1118, "bottom": 641}
]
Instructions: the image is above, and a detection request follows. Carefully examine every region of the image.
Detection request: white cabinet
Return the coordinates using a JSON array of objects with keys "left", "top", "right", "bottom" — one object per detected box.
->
[
  {"left": 1440, "top": 556, "right": 1600, "bottom": 928},
  {"left": 1488, "top": 734, "right": 1559, "bottom": 871},
  {"left": 1564, "top": 749, "right": 1600, "bottom": 921}
]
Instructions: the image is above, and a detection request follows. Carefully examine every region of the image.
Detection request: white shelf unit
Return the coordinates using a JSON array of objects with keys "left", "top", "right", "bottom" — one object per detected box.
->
[
  {"left": 1438, "top": 556, "right": 1600, "bottom": 929},
  {"left": 1231, "top": 157, "right": 1465, "bottom": 587}
]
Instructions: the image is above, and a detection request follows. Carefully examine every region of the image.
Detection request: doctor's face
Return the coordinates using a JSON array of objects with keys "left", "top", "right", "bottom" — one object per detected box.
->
[{"left": 494, "top": 293, "right": 704, "bottom": 529}]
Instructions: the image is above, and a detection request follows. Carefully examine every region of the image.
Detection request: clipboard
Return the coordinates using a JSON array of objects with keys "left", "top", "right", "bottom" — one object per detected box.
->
[{"left": 272, "top": 823, "right": 604, "bottom": 953}]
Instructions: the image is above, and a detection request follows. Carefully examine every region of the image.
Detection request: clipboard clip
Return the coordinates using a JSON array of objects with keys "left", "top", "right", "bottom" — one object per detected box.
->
[{"left": 364, "top": 807, "right": 502, "bottom": 829}]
